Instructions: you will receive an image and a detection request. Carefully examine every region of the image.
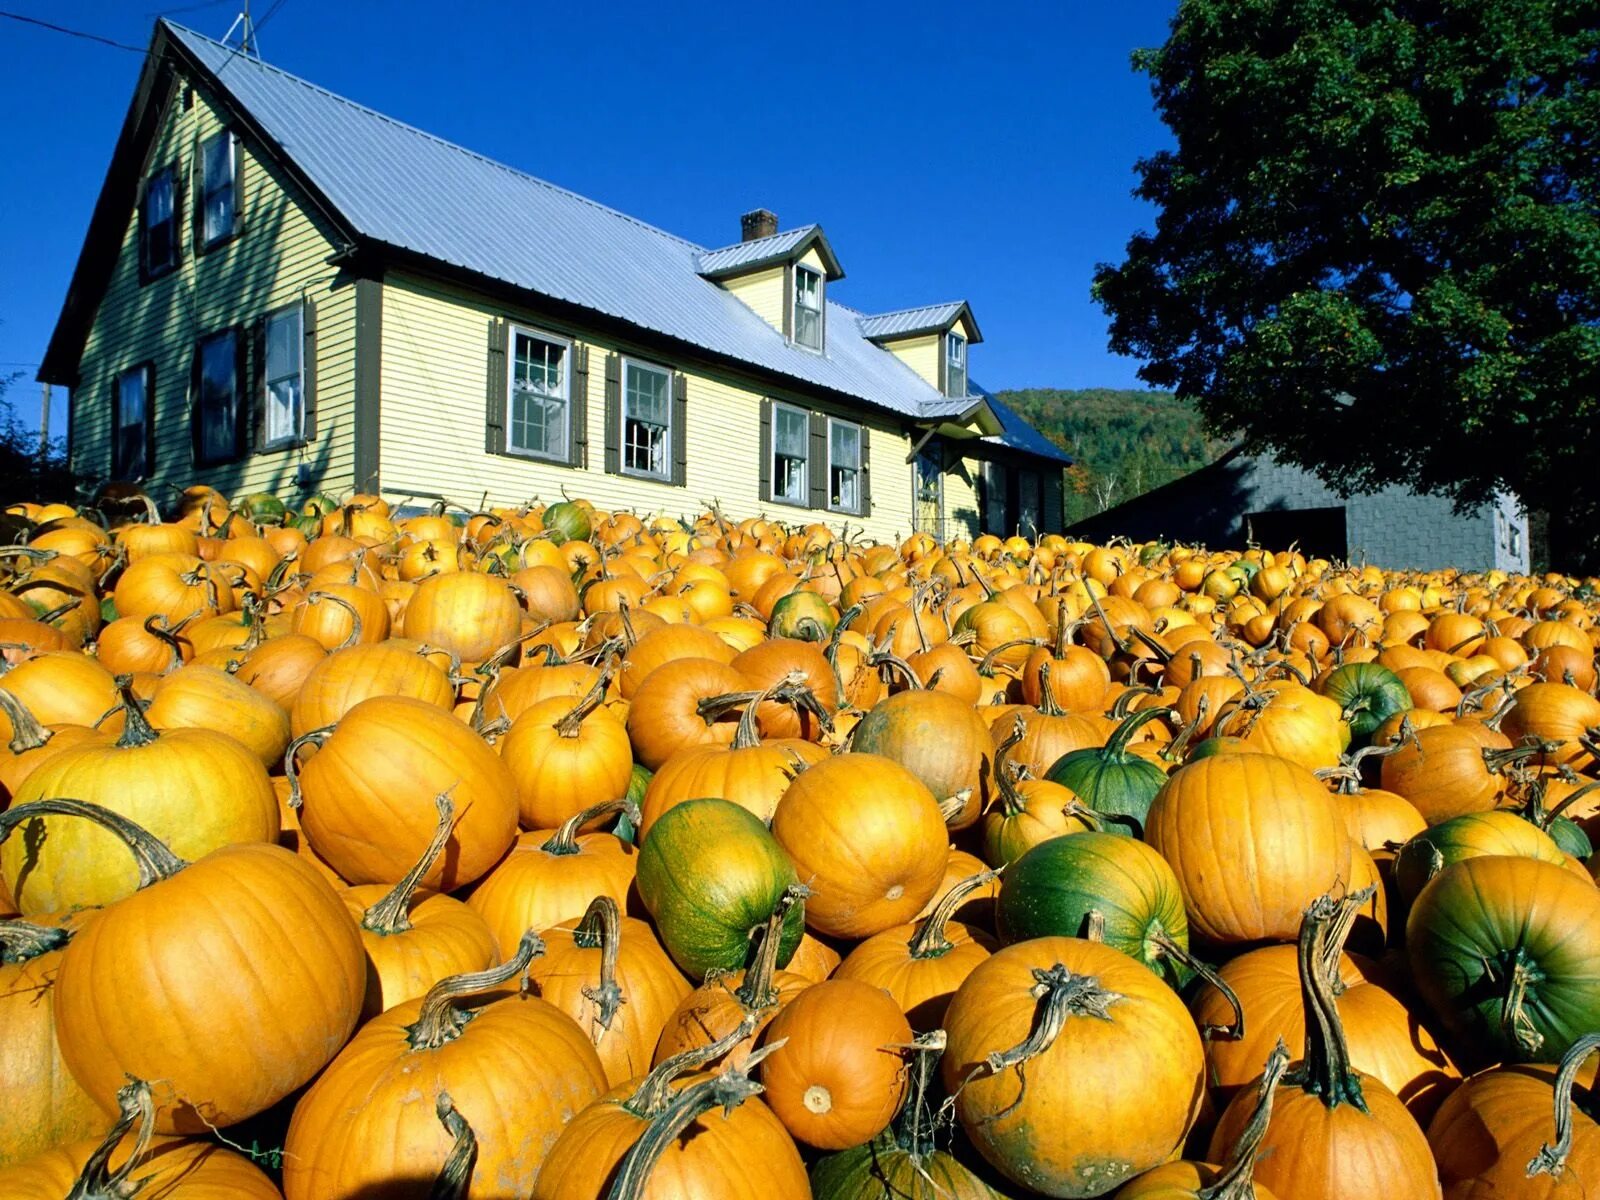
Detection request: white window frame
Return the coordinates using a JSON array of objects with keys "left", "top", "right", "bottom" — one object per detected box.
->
[
  {"left": 199, "top": 130, "right": 238, "bottom": 248},
  {"left": 946, "top": 331, "right": 967, "bottom": 398},
  {"left": 769, "top": 400, "right": 810, "bottom": 507},
  {"left": 620, "top": 356, "right": 672, "bottom": 480},
  {"left": 793, "top": 265, "right": 824, "bottom": 352},
  {"left": 826, "top": 417, "right": 863, "bottom": 515},
  {"left": 114, "top": 363, "right": 151, "bottom": 477},
  {"left": 262, "top": 303, "right": 304, "bottom": 448},
  {"left": 507, "top": 325, "right": 571, "bottom": 461}
]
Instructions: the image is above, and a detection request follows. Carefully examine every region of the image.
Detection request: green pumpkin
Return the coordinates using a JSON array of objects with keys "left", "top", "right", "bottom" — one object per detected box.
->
[
  {"left": 541, "top": 499, "right": 591, "bottom": 545},
  {"left": 1319, "top": 662, "right": 1411, "bottom": 745},
  {"left": 298, "top": 492, "right": 340, "bottom": 519},
  {"left": 234, "top": 492, "right": 286, "bottom": 525},
  {"left": 1393, "top": 810, "right": 1569, "bottom": 904},
  {"left": 768, "top": 590, "right": 837, "bottom": 642},
  {"left": 1045, "top": 706, "right": 1169, "bottom": 837},
  {"left": 636, "top": 797, "right": 803, "bottom": 979},
  {"left": 995, "top": 832, "right": 1193, "bottom": 989},
  {"left": 1548, "top": 815, "right": 1594, "bottom": 860},
  {"left": 1185, "top": 735, "right": 1254, "bottom": 761},
  {"left": 1408, "top": 855, "right": 1600, "bottom": 1066}
]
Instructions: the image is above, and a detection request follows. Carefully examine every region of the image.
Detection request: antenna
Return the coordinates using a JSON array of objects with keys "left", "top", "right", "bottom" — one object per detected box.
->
[{"left": 219, "top": 0, "right": 259, "bottom": 57}]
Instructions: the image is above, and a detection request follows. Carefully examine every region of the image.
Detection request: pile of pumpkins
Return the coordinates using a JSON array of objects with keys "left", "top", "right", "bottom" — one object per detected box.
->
[{"left": 2, "top": 483, "right": 1600, "bottom": 1198}]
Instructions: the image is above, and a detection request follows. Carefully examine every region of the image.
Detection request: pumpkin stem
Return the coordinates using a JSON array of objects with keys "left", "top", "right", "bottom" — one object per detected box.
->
[
  {"left": 892, "top": 1029, "right": 949, "bottom": 1162},
  {"left": 569, "top": 894, "right": 626, "bottom": 1042},
  {"left": 141, "top": 612, "right": 196, "bottom": 674},
  {"left": 1545, "top": 779, "right": 1600, "bottom": 825},
  {"left": 1088, "top": 589, "right": 1132, "bottom": 656},
  {"left": 362, "top": 791, "right": 456, "bottom": 937},
  {"left": 976, "top": 637, "right": 1047, "bottom": 680},
  {"left": 0, "top": 917, "right": 71, "bottom": 964},
  {"left": 0, "top": 798, "right": 188, "bottom": 888},
  {"left": 67, "top": 1078, "right": 158, "bottom": 1200},
  {"left": 539, "top": 796, "right": 639, "bottom": 857},
  {"left": 991, "top": 717, "right": 1029, "bottom": 817},
  {"left": 408, "top": 930, "right": 544, "bottom": 1051},
  {"left": 555, "top": 663, "right": 613, "bottom": 738},
  {"left": 605, "top": 1044, "right": 778, "bottom": 1200},
  {"left": 0, "top": 685, "right": 52, "bottom": 754},
  {"left": 697, "top": 671, "right": 832, "bottom": 736},
  {"left": 429, "top": 1093, "right": 478, "bottom": 1200},
  {"left": 1200, "top": 1041, "right": 1293, "bottom": 1200},
  {"left": 735, "top": 884, "right": 807, "bottom": 1010},
  {"left": 305, "top": 590, "right": 365, "bottom": 651},
  {"left": 1288, "top": 891, "right": 1370, "bottom": 1111},
  {"left": 1527, "top": 1031, "right": 1600, "bottom": 1178},
  {"left": 730, "top": 670, "right": 799, "bottom": 750},
  {"left": 971, "top": 963, "right": 1126, "bottom": 1102},
  {"left": 907, "top": 869, "right": 998, "bottom": 960},
  {"left": 1101, "top": 704, "right": 1173, "bottom": 761},
  {"left": 283, "top": 725, "right": 334, "bottom": 811},
  {"left": 1109, "top": 684, "right": 1158, "bottom": 720},
  {"left": 870, "top": 647, "right": 926, "bottom": 691},
  {"left": 624, "top": 1013, "right": 763, "bottom": 1117},
  {"left": 1127, "top": 624, "right": 1174, "bottom": 665},
  {"left": 1034, "top": 660, "right": 1067, "bottom": 718},
  {"left": 111, "top": 673, "right": 161, "bottom": 749},
  {"left": 1150, "top": 930, "right": 1245, "bottom": 1041},
  {"left": 1494, "top": 955, "right": 1547, "bottom": 1060}
]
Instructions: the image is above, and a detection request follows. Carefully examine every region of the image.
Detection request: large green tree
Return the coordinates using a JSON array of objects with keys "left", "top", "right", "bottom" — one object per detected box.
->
[{"left": 1094, "top": 0, "right": 1600, "bottom": 567}]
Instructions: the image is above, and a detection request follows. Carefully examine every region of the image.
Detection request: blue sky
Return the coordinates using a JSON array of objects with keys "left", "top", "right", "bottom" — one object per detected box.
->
[{"left": 0, "top": 0, "right": 1177, "bottom": 433}]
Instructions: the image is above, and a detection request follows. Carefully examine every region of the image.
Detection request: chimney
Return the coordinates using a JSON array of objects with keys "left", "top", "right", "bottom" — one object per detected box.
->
[{"left": 740, "top": 209, "right": 779, "bottom": 243}]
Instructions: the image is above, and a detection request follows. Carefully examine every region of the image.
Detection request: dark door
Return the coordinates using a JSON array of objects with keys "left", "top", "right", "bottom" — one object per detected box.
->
[{"left": 1243, "top": 506, "right": 1347, "bottom": 559}]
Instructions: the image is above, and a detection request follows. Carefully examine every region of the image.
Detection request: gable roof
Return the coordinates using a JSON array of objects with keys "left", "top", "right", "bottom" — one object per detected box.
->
[
  {"left": 696, "top": 225, "right": 844, "bottom": 281},
  {"left": 978, "top": 388, "right": 1073, "bottom": 465},
  {"left": 858, "top": 301, "right": 983, "bottom": 345}
]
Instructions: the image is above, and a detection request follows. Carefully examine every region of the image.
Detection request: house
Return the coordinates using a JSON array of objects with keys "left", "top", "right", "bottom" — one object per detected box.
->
[
  {"left": 1067, "top": 447, "right": 1530, "bottom": 572},
  {"left": 38, "top": 21, "right": 1071, "bottom": 542}
]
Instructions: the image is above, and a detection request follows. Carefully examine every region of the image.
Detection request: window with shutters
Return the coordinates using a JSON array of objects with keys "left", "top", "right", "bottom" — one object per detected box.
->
[
  {"left": 827, "top": 418, "right": 862, "bottom": 514},
  {"left": 771, "top": 402, "right": 809, "bottom": 506},
  {"left": 140, "top": 165, "right": 178, "bottom": 280},
  {"left": 621, "top": 358, "right": 671, "bottom": 479},
  {"left": 945, "top": 331, "right": 967, "bottom": 398},
  {"left": 509, "top": 327, "right": 569, "bottom": 460},
  {"left": 263, "top": 304, "right": 303, "bottom": 447},
  {"left": 194, "top": 330, "right": 240, "bottom": 466},
  {"left": 793, "top": 266, "right": 823, "bottom": 351},
  {"left": 113, "top": 363, "right": 152, "bottom": 478},
  {"left": 199, "top": 131, "right": 238, "bottom": 248}
]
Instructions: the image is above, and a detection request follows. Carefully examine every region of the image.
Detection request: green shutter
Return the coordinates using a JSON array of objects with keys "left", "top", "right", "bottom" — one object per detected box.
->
[
  {"left": 301, "top": 296, "right": 318, "bottom": 442},
  {"left": 603, "top": 353, "right": 621, "bottom": 475},
  {"left": 250, "top": 316, "right": 267, "bottom": 451},
  {"left": 485, "top": 318, "right": 508, "bottom": 455},
  {"left": 567, "top": 345, "right": 589, "bottom": 469},
  {"left": 758, "top": 398, "right": 773, "bottom": 502},
  {"left": 808, "top": 412, "right": 827, "bottom": 510},
  {"left": 671, "top": 372, "right": 688, "bottom": 487},
  {"left": 858, "top": 425, "right": 871, "bottom": 517}
]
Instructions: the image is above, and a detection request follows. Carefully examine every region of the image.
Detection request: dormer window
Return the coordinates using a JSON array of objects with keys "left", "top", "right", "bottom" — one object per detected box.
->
[
  {"left": 794, "top": 266, "right": 823, "bottom": 351},
  {"left": 945, "top": 332, "right": 967, "bottom": 398}
]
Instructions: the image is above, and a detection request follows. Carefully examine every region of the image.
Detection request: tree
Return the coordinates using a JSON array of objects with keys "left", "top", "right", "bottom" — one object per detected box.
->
[
  {"left": 1093, "top": 1, "right": 1600, "bottom": 567},
  {"left": 0, "top": 371, "right": 75, "bottom": 507}
]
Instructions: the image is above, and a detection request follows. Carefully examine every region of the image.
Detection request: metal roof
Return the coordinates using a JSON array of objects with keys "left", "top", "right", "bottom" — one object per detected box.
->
[
  {"left": 977, "top": 387, "right": 1074, "bottom": 464},
  {"left": 858, "top": 301, "right": 983, "bottom": 344},
  {"left": 161, "top": 24, "right": 1035, "bottom": 433},
  {"left": 696, "top": 225, "right": 843, "bottom": 280}
]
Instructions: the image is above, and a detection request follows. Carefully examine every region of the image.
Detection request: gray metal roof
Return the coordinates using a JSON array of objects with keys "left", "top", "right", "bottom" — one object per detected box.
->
[
  {"left": 697, "top": 225, "right": 842, "bottom": 280},
  {"left": 166, "top": 24, "right": 1036, "bottom": 434},
  {"left": 977, "top": 387, "right": 1074, "bottom": 465},
  {"left": 858, "top": 301, "right": 982, "bottom": 344}
]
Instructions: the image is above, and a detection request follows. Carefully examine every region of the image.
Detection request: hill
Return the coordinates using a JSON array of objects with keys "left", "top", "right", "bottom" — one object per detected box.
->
[{"left": 992, "top": 387, "right": 1229, "bottom": 523}]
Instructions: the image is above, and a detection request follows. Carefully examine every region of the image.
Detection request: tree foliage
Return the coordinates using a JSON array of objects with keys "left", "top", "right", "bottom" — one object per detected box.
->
[
  {"left": 0, "top": 372, "right": 75, "bottom": 507},
  {"left": 1093, "top": 0, "right": 1600, "bottom": 565}
]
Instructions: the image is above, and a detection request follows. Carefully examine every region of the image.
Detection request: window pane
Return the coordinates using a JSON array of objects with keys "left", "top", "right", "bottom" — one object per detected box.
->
[
  {"left": 831, "top": 465, "right": 858, "bottom": 512},
  {"left": 625, "top": 364, "right": 669, "bottom": 425},
  {"left": 144, "top": 171, "right": 175, "bottom": 271},
  {"left": 203, "top": 135, "right": 234, "bottom": 243},
  {"left": 829, "top": 421, "right": 860, "bottom": 469},
  {"left": 146, "top": 173, "right": 172, "bottom": 226},
  {"left": 796, "top": 270, "right": 820, "bottom": 308},
  {"left": 264, "top": 308, "right": 302, "bottom": 443},
  {"left": 200, "top": 334, "right": 237, "bottom": 461},
  {"left": 118, "top": 370, "right": 146, "bottom": 429},
  {"left": 775, "top": 407, "right": 808, "bottom": 456},
  {"left": 795, "top": 306, "right": 822, "bottom": 350}
]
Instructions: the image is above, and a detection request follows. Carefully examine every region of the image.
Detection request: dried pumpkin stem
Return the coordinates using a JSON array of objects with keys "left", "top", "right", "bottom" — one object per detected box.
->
[
  {"left": 111, "top": 673, "right": 160, "bottom": 749},
  {"left": 67, "top": 1078, "right": 157, "bottom": 1200},
  {"left": 142, "top": 612, "right": 195, "bottom": 673},
  {"left": 1150, "top": 930, "right": 1246, "bottom": 1042},
  {"left": 539, "top": 796, "right": 639, "bottom": 857},
  {"left": 363, "top": 791, "right": 456, "bottom": 936},
  {"left": 1290, "top": 892, "right": 1368, "bottom": 1111},
  {"left": 982, "top": 964, "right": 1125, "bottom": 1080},
  {"left": 1527, "top": 1031, "right": 1600, "bottom": 1178},
  {"left": 1109, "top": 683, "right": 1159, "bottom": 720},
  {"left": 1102, "top": 704, "right": 1174, "bottom": 760},
  {"left": 0, "top": 917, "right": 70, "bottom": 964},
  {"left": 908, "top": 869, "right": 998, "bottom": 959},
  {"left": 282, "top": 725, "right": 335, "bottom": 811},
  {"left": 975, "top": 637, "right": 1046, "bottom": 679},
  {"left": 0, "top": 798, "right": 187, "bottom": 887},
  {"left": 572, "top": 894, "right": 626, "bottom": 1041},
  {"left": 870, "top": 648, "right": 925, "bottom": 691},
  {"left": 305, "top": 590, "right": 365, "bottom": 651},
  {"left": 895, "top": 1029, "right": 949, "bottom": 1162},
  {"left": 735, "top": 884, "right": 807, "bottom": 1010},
  {"left": 555, "top": 664, "right": 613, "bottom": 738},
  {"left": 429, "top": 1093, "right": 477, "bottom": 1200},
  {"left": 1201, "top": 1041, "right": 1292, "bottom": 1200},
  {"left": 624, "top": 1012, "right": 763, "bottom": 1118},
  {"left": 0, "top": 686, "right": 51, "bottom": 754},
  {"left": 408, "top": 931, "right": 544, "bottom": 1050},
  {"left": 1034, "top": 660, "right": 1068, "bottom": 718}
]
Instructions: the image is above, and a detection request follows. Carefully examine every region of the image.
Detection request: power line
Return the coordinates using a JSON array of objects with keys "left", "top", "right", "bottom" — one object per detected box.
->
[
  {"left": 213, "top": 0, "right": 288, "bottom": 74},
  {"left": 147, "top": 0, "right": 233, "bottom": 15},
  {"left": 0, "top": 11, "right": 146, "bottom": 54}
]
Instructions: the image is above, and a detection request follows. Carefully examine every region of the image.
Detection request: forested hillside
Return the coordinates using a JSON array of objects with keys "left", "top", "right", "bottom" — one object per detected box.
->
[{"left": 993, "top": 387, "right": 1228, "bottom": 523}]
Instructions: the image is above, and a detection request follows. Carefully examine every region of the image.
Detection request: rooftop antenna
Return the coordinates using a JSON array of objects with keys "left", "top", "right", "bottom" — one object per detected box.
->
[{"left": 220, "top": 0, "right": 258, "bottom": 56}]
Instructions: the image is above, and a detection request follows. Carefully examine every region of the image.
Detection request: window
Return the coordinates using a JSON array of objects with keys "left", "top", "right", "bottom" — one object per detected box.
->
[
  {"left": 1017, "top": 469, "right": 1043, "bottom": 536},
  {"left": 622, "top": 359, "right": 671, "bottom": 478},
  {"left": 981, "top": 461, "right": 1009, "bottom": 535},
  {"left": 140, "top": 165, "right": 178, "bottom": 279},
  {"left": 946, "top": 331, "right": 967, "bottom": 398},
  {"left": 771, "top": 402, "right": 809, "bottom": 505},
  {"left": 200, "top": 131, "right": 238, "bottom": 247},
  {"left": 794, "top": 266, "right": 823, "bottom": 351},
  {"left": 263, "top": 305, "right": 304, "bottom": 447},
  {"left": 828, "top": 419, "right": 862, "bottom": 513},
  {"left": 509, "top": 327, "right": 569, "bottom": 459},
  {"left": 194, "top": 330, "right": 240, "bottom": 465},
  {"left": 113, "top": 364, "right": 152, "bottom": 478}
]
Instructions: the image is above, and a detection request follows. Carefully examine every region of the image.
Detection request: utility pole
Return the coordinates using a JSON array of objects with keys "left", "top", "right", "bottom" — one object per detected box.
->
[{"left": 39, "top": 383, "right": 50, "bottom": 461}]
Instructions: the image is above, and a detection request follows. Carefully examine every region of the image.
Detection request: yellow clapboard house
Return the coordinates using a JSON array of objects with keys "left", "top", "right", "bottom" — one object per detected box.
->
[{"left": 40, "top": 20, "right": 1072, "bottom": 540}]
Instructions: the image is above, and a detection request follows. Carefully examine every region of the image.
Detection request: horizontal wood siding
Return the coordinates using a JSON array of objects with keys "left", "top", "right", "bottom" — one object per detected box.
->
[
  {"left": 378, "top": 271, "right": 920, "bottom": 539},
  {"left": 945, "top": 454, "right": 982, "bottom": 540},
  {"left": 74, "top": 74, "right": 358, "bottom": 499},
  {"left": 884, "top": 334, "right": 942, "bottom": 390},
  {"left": 721, "top": 266, "right": 786, "bottom": 333}
]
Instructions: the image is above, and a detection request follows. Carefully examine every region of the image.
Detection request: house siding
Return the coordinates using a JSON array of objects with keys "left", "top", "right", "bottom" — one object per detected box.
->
[
  {"left": 884, "top": 334, "right": 942, "bottom": 391},
  {"left": 73, "top": 71, "right": 359, "bottom": 499},
  {"left": 721, "top": 266, "right": 787, "bottom": 334},
  {"left": 378, "top": 270, "right": 923, "bottom": 540}
]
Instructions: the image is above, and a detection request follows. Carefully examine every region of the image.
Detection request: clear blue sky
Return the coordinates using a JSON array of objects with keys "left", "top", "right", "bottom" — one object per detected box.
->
[{"left": 0, "top": 0, "right": 1178, "bottom": 434}]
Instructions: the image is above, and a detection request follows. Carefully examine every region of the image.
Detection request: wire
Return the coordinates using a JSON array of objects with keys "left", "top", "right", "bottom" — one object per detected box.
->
[
  {"left": 0, "top": 10, "right": 146, "bottom": 53},
  {"left": 148, "top": 0, "right": 232, "bottom": 15},
  {"left": 211, "top": 0, "right": 288, "bottom": 75}
]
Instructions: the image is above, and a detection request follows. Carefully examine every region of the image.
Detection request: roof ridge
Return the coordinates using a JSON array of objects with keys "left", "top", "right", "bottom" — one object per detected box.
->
[
  {"left": 699, "top": 223, "right": 819, "bottom": 258},
  {"left": 163, "top": 20, "right": 711, "bottom": 255},
  {"left": 862, "top": 300, "right": 967, "bottom": 319}
]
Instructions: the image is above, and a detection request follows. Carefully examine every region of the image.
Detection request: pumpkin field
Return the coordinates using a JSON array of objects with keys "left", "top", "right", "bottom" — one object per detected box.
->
[{"left": 3, "top": 484, "right": 1600, "bottom": 1199}]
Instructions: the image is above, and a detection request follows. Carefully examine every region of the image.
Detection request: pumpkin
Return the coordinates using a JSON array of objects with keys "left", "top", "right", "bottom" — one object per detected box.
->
[
  {"left": 1145, "top": 752, "right": 1353, "bottom": 944},
  {"left": 759, "top": 978, "right": 914, "bottom": 1150},
  {"left": 2, "top": 680, "right": 277, "bottom": 914},
  {"left": 289, "top": 694, "right": 518, "bottom": 889},
  {"left": 942, "top": 935, "right": 1207, "bottom": 1198},
  {"left": 731, "top": 638, "right": 840, "bottom": 741},
  {"left": 501, "top": 669, "right": 634, "bottom": 830},
  {"left": 340, "top": 791, "right": 499, "bottom": 1021},
  {"left": 1393, "top": 810, "right": 1569, "bottom": 903},
  {"left": 5, "top": 800, "right": 364, "bottom": 1133},
  {"left": 532, "top": 895, "right": 692, "bottom": 1087},
  {"left": 850, "top": 688, "right": 992, "bottom": 822},
  {"left": 981, "top": 716, "right": 1095, "bottom": 866},
  {"left": 289, "top": 639, "right": 455, "bottom": 737},
  {"left": 1319, "top": 661, "right": 1413, "bottom": 746},
  {"left": 1212, "top": 680, "right": 1350, "bottom": 773},
  {"left": 113, "top": 554, "right": 236, "bottom": 623},
  {"left": 281, "top": 933, "right": 608, "bottom": 1199},
  {"left": 402, "top": 570, "right": 521, "bottom": 664},
  {"left": 144, "top": 662, "right": 290, "bottom": 766},
  {"left": 625, "top": 657, "right": 757, "bottom": 770},
  {"left": 0, "top": 651, "right": 119, "bottom": 737},
  {"left": 1408, "top": 855, "right": 1600, "bottom": 1066},
  {"left": 0, "top": 688, "right": 109, "bottom": 803},
  {"left": 232, "top": 631, "right": 327, "bottom": 712},
  {"left": 1206, "top": 894, "right": 1442, "bottom": 1200},
  {"left": 467, "top": 798, "right": 639, "bottom": 955},
  {"left": 1046, "top": 704, "right": 1172, "bottom": 837},
  {"left": 772, "top": 753, "right": 949, "bottom": 939},
  {"left": 1379, "top": 723, "right": 1525, "bottom": 824},
  {"left": 637, "top": 797, "right": 804, "bottom": 978}
]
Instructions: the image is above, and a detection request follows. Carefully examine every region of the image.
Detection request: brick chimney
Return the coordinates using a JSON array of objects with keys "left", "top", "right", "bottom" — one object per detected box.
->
[{"left": 740, "top": 209, "right": 779, "bottom": 243}]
